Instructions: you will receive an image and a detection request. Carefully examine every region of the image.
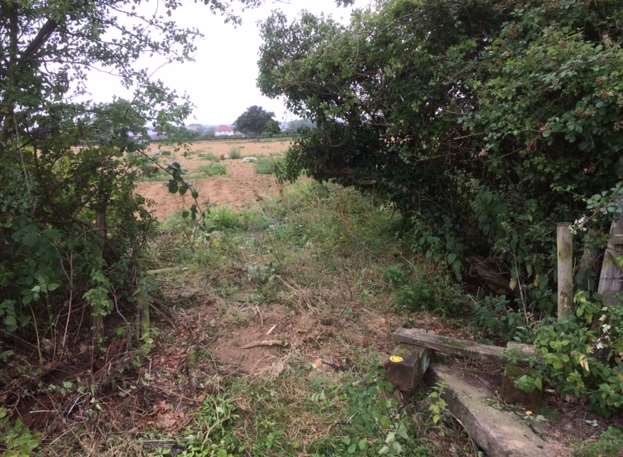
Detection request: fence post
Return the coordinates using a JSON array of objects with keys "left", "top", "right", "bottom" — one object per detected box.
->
[
  {"left": 598, "top": 212, "right": 623, "bottom": 306},
  {"left": 557, "top": 223, "right": 574, "bottom": 320}
]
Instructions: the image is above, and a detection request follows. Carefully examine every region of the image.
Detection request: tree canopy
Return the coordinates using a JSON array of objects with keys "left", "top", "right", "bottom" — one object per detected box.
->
[
  {"left": 0, "top": 0, "right": 258, "bottom": 348},
  {"left": 234, "top": 105, "right": 280, "bottom": 137},
  {"left": 259, "top": 0, "right": 623, "bottom": 313}
]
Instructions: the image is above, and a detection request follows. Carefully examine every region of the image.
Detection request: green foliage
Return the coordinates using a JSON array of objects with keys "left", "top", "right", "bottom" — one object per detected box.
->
[
  {"left": 204, "top": 208, "right": 244, "bottom": 232},
  {"left": 199, "top": 153, "right": 221, "bottom": 161},
  {"left": 519, "top": 293, "right": 623, "bottom": 416},
  {"left": 234, "top": 106, "right": 280, "bottom": 137},
  {"left": 255, "top": 157, "right": 281, "bottom": 175},
  {"left": 258, "top": 0, "right": 623, "bottom": 321},
  {"left": 308, "top": 367, "right": 430, "bottom": 457},
  {"left": 177, "top": 396, "right": 243, "bottom": 457},
  {"left": 198, "top": 163, "right": 228, "bottom": 177},
  {"left": 574, "top": 427, "right": 623, "bottom": 457},
  {"left": 383, "top": 265, "right": 407, "bottom": 286},
  {"left": 395, "top": 277, "right": 464, "bottom": 317},
  {"left": 428, "top": 383, "right": 447, "bottom": 426},
  {"left": 472, "top": 295, "right": 532, "bottom": 343},
  {"left": 0, "top": 0, "right": 255, "bottom": 353},
  {"left": 0, "top": 407, "right": 41, "bottom": 456}
]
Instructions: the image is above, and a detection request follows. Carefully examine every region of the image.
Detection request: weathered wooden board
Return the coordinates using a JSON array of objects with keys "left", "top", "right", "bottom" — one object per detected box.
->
[
  {"left": 384, "top": 344, "right": 430, "bottom": 392},
  {"left": 393, "top": 328, "right": 536, "bottom": 364},
  {"left": 393, "top": 328, "right": 506, "bottom": 363},
  {"left": 598, "top": 211, "right": 623, "bottom": 306},
  {"left": 431, "top": 364, "right": 567, "bottom": 457}
]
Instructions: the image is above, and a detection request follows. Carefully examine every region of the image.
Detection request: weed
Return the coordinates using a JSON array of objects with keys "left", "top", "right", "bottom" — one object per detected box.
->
[
  {"left": 0, "top": 407, "right": 41, "bottom": 456},
  {"left": 472, "top": 295, "right": 531, "bottom": 343},
  {"left": 384, "top": 265, "right": 408, "bottom": 286},
  {"left": 156, "top": 396, "right": 243, "bottom": 457},
  {"left": 255, "top": 158, "right": 279, "bottom": 175},
  {"left": 198, "top": 163, "right": 227, "bottom": 177},
  {"left": 428, "top": 383, "right": 448, "bottom": 426},
  {"left": 574, "top": 427, "right": 623, "bottom": 457},
  {"left": 204, "top": 207, "right": 244, "bottom": 232},
  {"left": 199, "top": 152, "right": 220, "bottom": 161},
  {"left": 228, "top": 147, "right": 242, "bottom": 159}
]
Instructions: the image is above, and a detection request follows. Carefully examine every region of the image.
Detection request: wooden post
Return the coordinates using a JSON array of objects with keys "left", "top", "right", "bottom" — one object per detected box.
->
[
  {"left": 557, "top": 223, "right": 574, "bottom": 320},
  {"left": 598, "top": 212, "right": 623, "bottom": 306}
]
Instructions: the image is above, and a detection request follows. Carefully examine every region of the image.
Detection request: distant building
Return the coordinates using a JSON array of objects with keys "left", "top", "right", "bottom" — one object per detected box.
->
[{"left": 214, "top": 125, "right": 235, "bottom": 137}]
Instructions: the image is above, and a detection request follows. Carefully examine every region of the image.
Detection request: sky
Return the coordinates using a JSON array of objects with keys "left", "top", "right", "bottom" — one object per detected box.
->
[{"left": 85, "top": 0, "right": 371, "bottom": 126}]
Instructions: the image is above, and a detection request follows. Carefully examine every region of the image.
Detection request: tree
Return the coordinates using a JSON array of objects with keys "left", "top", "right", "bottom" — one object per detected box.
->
[
  {"left": 284, "top": 118, "right": 315, "bottom": 134},
  {"left": 259, "top": 0, "right": 623, "bottom": 317},
  {"left": 0, "top": 0, "right": 259, "bottom": 355},
  {"left": 234, "top": 105, "right": 279, "bottom": 136}
]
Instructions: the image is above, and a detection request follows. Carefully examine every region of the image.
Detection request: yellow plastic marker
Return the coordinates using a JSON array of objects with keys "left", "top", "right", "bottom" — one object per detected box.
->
[{"left": 389, "top": 355, "right": 404, "bottom": 363}]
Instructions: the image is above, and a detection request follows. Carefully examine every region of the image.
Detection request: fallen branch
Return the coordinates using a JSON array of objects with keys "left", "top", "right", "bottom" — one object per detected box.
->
[{"left": 241, "top": 339, "right": 288, "bottom": 350}]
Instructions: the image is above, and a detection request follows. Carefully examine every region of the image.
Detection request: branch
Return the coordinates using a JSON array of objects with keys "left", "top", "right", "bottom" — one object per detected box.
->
[{"left": 20, "top": 18, "right": 58, "bottom": 65}]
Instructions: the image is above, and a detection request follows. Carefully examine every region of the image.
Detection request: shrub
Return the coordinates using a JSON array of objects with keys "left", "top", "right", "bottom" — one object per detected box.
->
[
  {"left": 255, "top": 158, "right": 279, "bottom": 175},
  {"left": 395, "top": 276, "right": 464, "bottom": 317},
  {"left": 258, "top": 0, "right": 623, "bottom": 322},
  {"left": 519, "top": 293, "right": 623, "bottom": 416},
  {"left": 228, "top": 147, "right": 242, "bottom": 159},
  {"left": 204, "top": 207, "right": 244, "bottom": 232},
  {"left": 198, "top": 163, "right": 227, "bottom": 177},
  {"left": 383, "top": 265, "right": 408, "bottom": 286},
  {"left": 472, "top": 295, "right": 532, "bottom": 343}
]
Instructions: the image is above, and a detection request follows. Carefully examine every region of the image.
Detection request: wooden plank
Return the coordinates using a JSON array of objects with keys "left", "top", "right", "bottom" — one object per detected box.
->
[
  {"left": 394, "top": 328, "right": 507, "bottom": 363},
  {"left": 431, "top": 364, "right": 566, "bottom": 457},
  {"left": 557, "top": 223, "right": 574, "bottom": 319},
  {"left": 384, "top": 344, "right": 430, "bottom": 392},
  {"left": 598, "top": 210, "right": 623, "bottom": 306}
]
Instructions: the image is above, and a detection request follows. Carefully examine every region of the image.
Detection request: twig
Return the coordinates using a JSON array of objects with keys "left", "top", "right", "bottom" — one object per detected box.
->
[
  {"left": 266, "top": 324, "right": 277, "bottom": 336},
  {"left": 241, "top": 339, "right": 288, "bottom": 350},
  {"left": 254, "top": 305, "right": 264, "bottom": 326}
]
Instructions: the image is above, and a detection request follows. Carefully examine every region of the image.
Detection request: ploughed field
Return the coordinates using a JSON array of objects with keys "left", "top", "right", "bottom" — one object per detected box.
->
[{"left": 137, "top": 138, "right": 291, "bottom": 220}]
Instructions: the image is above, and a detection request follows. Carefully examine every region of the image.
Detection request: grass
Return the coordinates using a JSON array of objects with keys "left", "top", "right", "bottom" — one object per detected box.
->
[
  {"left": 39, "top": 181, "right": 475, "bottom": 456},
  {"left": 198, "top": 152, "right": 220, "bottom": 161},
  {"left": 228, "top": 147, "right": 242, "bottom": 159},
  {"left": 254, "top": 157, "right": 280, "bottom": 175},
  {"left": 197, "top": 162, "right": 227, "bottom": 177},
  {"left": 574, "top": 427, "right": 623, "bottom": 457}
]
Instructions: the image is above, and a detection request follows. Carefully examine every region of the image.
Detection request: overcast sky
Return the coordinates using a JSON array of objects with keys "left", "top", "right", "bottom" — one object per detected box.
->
[{"left": 85, "top": 0, "right": 371, "bottom": 126}]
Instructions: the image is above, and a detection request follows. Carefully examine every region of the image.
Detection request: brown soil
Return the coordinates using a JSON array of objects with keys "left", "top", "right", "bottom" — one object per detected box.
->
[
  {"left": 137, "top": 139, "right": 290, "bottom": 220},
  {"left": 137, "top": 160, "right": 282, "bottom": 220}
]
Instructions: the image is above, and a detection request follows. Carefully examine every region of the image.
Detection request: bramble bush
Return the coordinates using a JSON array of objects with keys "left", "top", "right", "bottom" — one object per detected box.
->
[
  {"left": 259, "top": 0, "right": 623, "bottom": 415},
  {"left": 518, "top": 292, "right": 623, "bottom": 415},
  {"left": 258, "top": 0, "right": 623, "bottom": 320}
]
